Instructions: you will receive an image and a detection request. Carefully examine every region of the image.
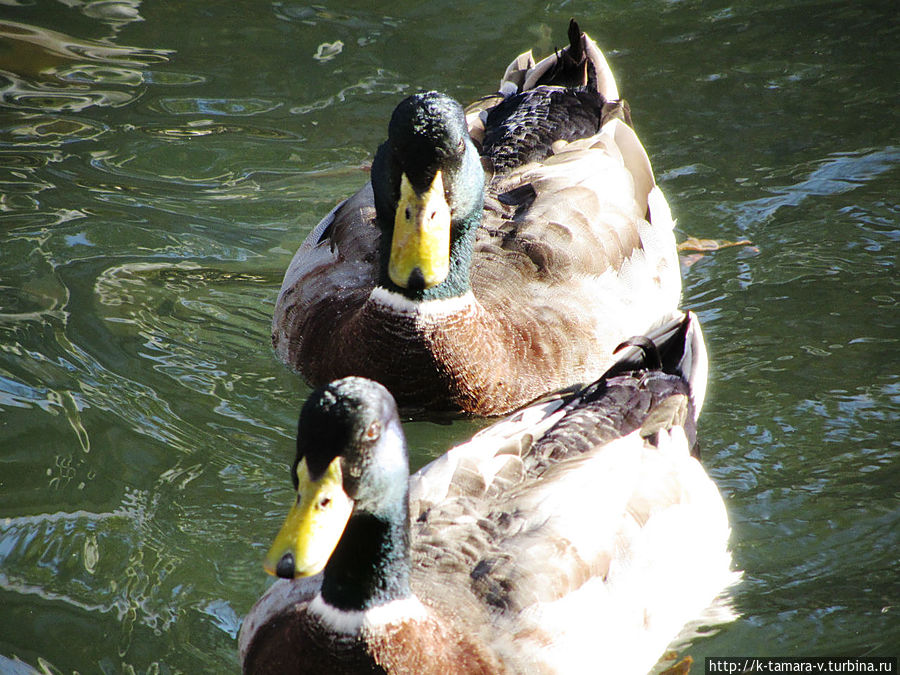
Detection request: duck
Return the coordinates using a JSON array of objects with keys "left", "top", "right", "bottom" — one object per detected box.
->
[
  {"left": 272, "top": 20, "right": 682, "bottom": 416},
  {"left": 240, "top": 311, "right": 738, "bottom": 674}
]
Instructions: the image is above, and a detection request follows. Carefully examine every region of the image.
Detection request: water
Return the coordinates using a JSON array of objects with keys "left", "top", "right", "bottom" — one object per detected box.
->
[{"left": 1, "top": 1, "right": 897, "bottom": 672}]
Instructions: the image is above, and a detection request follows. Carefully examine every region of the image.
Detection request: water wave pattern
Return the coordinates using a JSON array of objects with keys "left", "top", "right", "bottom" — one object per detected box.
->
[
  {"left": 0, "top": 245, "right": 299, "bottom": 668},
  {"left": 0, "top": 14, "right": 310, "bottom": 663},
  {"left": 727, "top": 147, "right": 900, "bottom": 231},
  {"left": 288, "top": 68, "right": 406, "bottom": 114},
  {"left": 0, "top": 475, "right": 254, "bottom": 666},
  {"left": 0, "top": 20, "right": 171, "bottom": 113}
]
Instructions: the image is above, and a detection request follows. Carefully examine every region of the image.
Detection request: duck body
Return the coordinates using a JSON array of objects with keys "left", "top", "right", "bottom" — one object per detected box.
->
[
  {"left": 241, "top": 312, "right": 737, "bottom": 674},
  {"left": 272, "top": 20, "right": 681, "bottom": 415}
]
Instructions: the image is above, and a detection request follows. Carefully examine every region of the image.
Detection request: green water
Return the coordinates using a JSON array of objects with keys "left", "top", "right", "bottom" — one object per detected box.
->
[{"left": 1, "top": 1, "right": 897, "bottom": 672}]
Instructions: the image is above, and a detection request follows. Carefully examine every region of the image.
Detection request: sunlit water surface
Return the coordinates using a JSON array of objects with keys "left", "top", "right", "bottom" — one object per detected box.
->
[{"left": 1, "top": 1, "right": 897, "bottom": 672}]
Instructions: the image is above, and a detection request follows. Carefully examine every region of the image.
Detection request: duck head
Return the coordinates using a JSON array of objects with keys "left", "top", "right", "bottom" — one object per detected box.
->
[
  {"left": 264, "top": 377, "right": 413, "bottom": 609},
  {"left": 371, "top": 91, "right": 485, "bottom": 300}
]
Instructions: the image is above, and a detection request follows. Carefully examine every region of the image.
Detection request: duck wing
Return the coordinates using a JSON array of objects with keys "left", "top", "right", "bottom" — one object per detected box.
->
[
  {"left": 407, "top": 313, "right": 735, "bottom": 674},
  {"left": 461, "top": 25, "right": 680, "bottom": 397}
]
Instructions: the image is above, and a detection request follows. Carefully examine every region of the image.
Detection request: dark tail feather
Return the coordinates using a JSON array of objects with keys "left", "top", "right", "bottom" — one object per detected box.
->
[
  {"left": 567, "top": 19, "right": 584, "bottom": 64},
  {"left": 535, "top": 19, "right": 592, "bottom": 89}
]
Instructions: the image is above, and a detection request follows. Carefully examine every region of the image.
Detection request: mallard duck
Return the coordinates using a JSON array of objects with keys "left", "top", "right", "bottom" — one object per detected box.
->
[
  {"left": 240, "top": 312, "right": 737, "bottom": 674},
  {"left": 272, "top": 20, "right": 682, "bottom": 415}
]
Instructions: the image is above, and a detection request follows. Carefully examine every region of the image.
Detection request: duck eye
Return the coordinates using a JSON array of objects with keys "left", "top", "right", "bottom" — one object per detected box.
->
[
  {"left": 318, "top": 497, "right": 331, "bottom": 509},
  {"left": 365, "top": 421, "right": 381, "bottom": 441},
  {"left": 404, "top": 206, "right": 411, "bottom": 220}
]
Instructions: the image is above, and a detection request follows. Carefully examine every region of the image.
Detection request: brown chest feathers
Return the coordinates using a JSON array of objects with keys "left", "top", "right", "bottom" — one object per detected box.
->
[
  {"left": 242, "top": 601, "right": 502, "bottom": 675},
  {"left": 290, "top": 288, "right": 599, "bottom": 416}
]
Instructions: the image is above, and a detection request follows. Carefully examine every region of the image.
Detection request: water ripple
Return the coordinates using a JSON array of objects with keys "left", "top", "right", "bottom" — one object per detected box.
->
[
  {"left": 92, "top": 260, "right": 293, "bottom": 434},
  {"left": 728, "top": 147, "right": 900, "bottom": 231},
  {"left": 0, "top": 20, "right": 169, "bottom": 66},
  {"left": 0, "top": 20, "right": 171, "bottom": 113},
  {"left": 1, "top": 114, "right": 109, "bottom": 146},
  {"left": 157, "top": 97, "right": 283, "bottom": 116},
  {"left": 0, "top": 70, "right": 136, "bottom": 112},
  {"left": 289, "top": 69, "right": 406, "bottom": 114}
]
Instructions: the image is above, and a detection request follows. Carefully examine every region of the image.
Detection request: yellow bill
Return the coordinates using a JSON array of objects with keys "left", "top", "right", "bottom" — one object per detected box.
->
[
  {"left": 263, "top": 456, "right": 354, "bottom": 578},
  {"left": 388, "top": 170, "right": 452, "bottom": 289}
]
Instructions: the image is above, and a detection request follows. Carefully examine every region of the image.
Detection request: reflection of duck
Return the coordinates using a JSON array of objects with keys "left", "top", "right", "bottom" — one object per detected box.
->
[
  {"left": 272, "top": 20, "right": 682, "bottom": 415},
  {"left": 241, "top": 312, "right": 736, "bottom": 675}
]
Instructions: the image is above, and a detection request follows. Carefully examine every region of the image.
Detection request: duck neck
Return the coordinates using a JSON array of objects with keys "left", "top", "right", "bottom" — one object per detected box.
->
[
  {"left": 320, "top": 502, "right": 412, "bottom": 612},
  {"left": 436, "top": 214, "right": 480, "bottom": 299},
  {"left": 377, "top": 210, "right": 481, "bottom": 302}
]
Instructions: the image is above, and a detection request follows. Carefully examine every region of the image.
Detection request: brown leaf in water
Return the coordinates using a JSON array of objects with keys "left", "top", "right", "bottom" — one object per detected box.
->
[
  {"left": 658, "top": 653, "right": 693, "bottom": 675},
  {"left": 677, "top": 237, "right": 753, "bottom": 252}
]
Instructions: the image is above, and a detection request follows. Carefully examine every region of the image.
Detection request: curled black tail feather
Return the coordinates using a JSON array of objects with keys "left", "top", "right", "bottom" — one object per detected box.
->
[{"left": 534, "top": 19, "right": 592, "bottom": 89}]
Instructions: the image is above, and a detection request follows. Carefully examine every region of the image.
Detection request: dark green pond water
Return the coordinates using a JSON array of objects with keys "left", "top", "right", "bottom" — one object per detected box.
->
[{"left": 1, "top": 1, "right": 897, "bottom": 672}]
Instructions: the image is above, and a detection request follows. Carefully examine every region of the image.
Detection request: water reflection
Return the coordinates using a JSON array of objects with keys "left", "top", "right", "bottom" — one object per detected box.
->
[
  {"left": 288, "top": 69, "right": 406, "bottom": 115},
  {"left": 728, "top": 148, "right": 900, "bottom": 231},
  {"left": 157, "top": 97, "right": 282, "bottom": 116},
  {"left": 0, "top": 20, "right": 169, "bottom": 112},
  {"left": 77, "top": 0, "right": 144, "bottom": 31}
]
